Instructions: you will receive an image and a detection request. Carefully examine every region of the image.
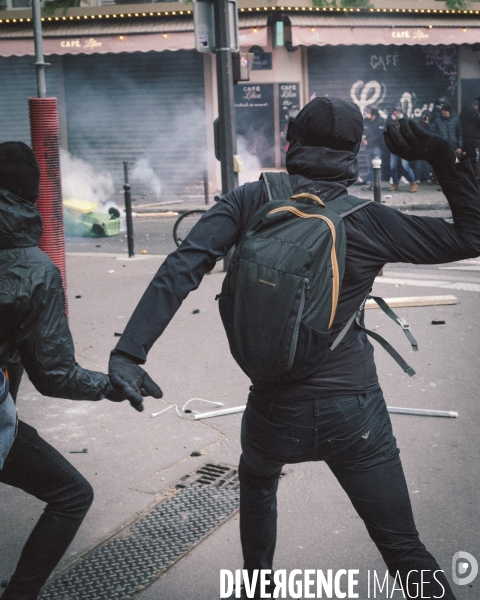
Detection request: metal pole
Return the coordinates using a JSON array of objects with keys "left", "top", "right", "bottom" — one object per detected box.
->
[
  {"left": 212, "top": 0, "right": 239, "bottom": 272},
  {"left": 372, "top": 157, "right": 384, "bottom": 276},
  {"left": 372, "top": 157, "right": 382, "bottom": 204},
  {"left": 123, "top": 161, "right": 135, "bottom": 258},
  {"left": 31, "top": 0, "right": 47, "bottom": 98},
  {"left": 203, "top": 167, "right": 209, "bottom": 205},
  {"left": 213, "top": 0, "right": 238, "bottom": 195},
  {"left": 387, "top": 407, "right": 458, "bottom": 418},
  {"left": 194, "top": 404, "right": 459, "bottom": 420}
]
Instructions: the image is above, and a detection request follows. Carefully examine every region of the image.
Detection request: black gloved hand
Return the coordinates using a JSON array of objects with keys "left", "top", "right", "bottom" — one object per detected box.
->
[
  {"left": 105, "top": 387, "right": 126, "bottom": 403},
  {"left": 384, "top": 118, "right": 455, "bottom": 170},
  {"left": 108, "top": 351, "right": 163, "bottom": 412}
]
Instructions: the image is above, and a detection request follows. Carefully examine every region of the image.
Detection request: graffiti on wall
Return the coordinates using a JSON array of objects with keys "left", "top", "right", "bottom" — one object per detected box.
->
[
  {"left": 423, "top": 46, "right": 457, "bottom": 93},
  {"left": 351, "top": 81, "right": 434, "bottom": 119},
  {"left": 350, "top": 81, "right": 386, "bottom": 115},
  {"left": 308, "top": 45, "right": 458, "bottom": 120}
]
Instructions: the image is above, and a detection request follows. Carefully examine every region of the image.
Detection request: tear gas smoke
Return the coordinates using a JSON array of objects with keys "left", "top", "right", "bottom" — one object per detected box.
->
[{"left": 60, "top": 149, "right": 114, "bottom": 205}]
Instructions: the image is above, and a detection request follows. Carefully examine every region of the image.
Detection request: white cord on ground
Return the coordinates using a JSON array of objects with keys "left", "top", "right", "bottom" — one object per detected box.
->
[
  {"left": 151, "top": 398, "right": 225, "bottom": 418},
  {"left": 181, "top": 398, "right": 224, "bottom": 413},
  {"left": 151, "top": 404, "right": 184, "bottom": 418}
]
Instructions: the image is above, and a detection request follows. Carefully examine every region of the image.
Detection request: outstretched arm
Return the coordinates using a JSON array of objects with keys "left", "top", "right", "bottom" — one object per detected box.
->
[{"left": 109, "top": 183, "right": 264, "bottom": 405}]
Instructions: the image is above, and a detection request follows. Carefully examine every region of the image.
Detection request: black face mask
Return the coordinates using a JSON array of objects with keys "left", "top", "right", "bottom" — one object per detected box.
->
[
  {"left": 286, "top": 140, "right": 359, "bottom": 187},
  {"left": 286, "top": 118, "right": 362, "bottom": 156}
]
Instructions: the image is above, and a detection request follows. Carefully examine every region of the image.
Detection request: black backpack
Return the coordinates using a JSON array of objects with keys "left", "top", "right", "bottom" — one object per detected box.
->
[{"left": 217, "top": 172, "right": 419, "bottom": 383}]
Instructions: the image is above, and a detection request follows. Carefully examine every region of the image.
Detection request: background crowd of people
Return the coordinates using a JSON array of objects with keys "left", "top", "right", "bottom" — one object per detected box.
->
[{"left": 361, "top": 95, "right": 480, "bottom": 192}]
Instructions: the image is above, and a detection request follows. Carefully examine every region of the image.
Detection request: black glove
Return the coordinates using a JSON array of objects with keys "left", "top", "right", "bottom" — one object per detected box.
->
[
  {"left": 108, "top": 351, "right": 163, "bottom": 412},
  {"left": 384, "top": 118, "right": 455, "bottom": 171},
  {"left": 105, "top": 387, "right": 126, "bottom": 403}
]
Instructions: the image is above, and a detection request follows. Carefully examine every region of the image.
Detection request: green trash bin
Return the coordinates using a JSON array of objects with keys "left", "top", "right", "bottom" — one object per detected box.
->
[
  {"left": 83, "top": 207, "right": 121, "bottom": 237},
  {"left": 64, "top": 206, "right": 121, "bottom": 237}
]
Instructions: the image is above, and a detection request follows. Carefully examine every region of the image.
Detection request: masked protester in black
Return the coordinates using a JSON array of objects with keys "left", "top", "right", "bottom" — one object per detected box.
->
[
  {"left": 109, "top": 98, "right": 480, "bottom": 600},
  {"left": 0, "top": 142, "right": 134, "bottom": 600}
]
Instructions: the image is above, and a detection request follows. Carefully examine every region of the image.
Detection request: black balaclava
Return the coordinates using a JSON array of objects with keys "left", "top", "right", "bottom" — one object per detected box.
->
[
  {"left": 285, "top": 97, "right": 363, "bottom": 189},
  {"left": 287, "top": 96, "right": 363, "bottom": 154},
  {"left": 0, "top": 142, "right": 40, "bottom": 202}
]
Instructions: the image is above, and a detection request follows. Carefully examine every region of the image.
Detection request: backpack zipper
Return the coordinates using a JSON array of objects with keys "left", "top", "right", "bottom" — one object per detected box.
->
[
  {"left": 268, "top": 206, "right": 339, "bottom": 328},
  {"left": 287, "top": 277, "right": 309, "bottom": 370}
]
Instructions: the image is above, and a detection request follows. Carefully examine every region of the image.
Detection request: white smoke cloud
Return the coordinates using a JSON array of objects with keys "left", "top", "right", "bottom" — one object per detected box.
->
[
  {"left": 60, "top": 149, "right": 114, "bottom": 205},
  {"left": 237, "top": 135, "right": 263, "bottom": 186},
  {"left": 131, "top": 157, "right": 162, "bottom": 199}
]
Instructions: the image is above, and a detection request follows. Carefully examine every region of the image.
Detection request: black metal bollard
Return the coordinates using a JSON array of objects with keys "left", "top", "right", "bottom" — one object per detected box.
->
[
  {"left": 372, "top": 157, "right": 382, "bottom": 204},
  {"left": 123, "top": 161, "right": 134, "bottom": 258}
]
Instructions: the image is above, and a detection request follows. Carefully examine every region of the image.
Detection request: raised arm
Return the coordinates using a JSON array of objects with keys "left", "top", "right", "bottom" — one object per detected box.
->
[{"left": 364, "top": 119, "right": 480, "bottom": 265}]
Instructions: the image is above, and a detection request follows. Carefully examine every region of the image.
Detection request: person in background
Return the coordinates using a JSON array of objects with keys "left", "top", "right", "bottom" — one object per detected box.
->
[
  {"left": 361, "top": 106, "right": 385, "bottom": 191},
  {"left": 386, "top": 105, "right": 418, "bottom": 192},
  {"left": 433, "top": 104, "right": 463, "bottom": 157},
  {"left": 0, "top": 142, "right": 136, "bottom": 600},
  {"left": 459, "top": 96, "right": 480, "bottom": 173},
  {"left": 430, "top": 95, "right": 449, "bottom": 129},
  {"left": 413, "top": 110, "right": 433, "bottom": 183}
]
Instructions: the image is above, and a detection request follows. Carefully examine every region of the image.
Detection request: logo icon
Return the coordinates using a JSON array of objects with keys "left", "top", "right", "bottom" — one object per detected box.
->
[{"left": 452, "top": 551, "right": 478, "bottom": 585}]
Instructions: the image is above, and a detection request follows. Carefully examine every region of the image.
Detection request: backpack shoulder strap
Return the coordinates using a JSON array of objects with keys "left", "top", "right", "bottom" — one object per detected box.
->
[
  {"left": 261, "top": 172, "right": 293, "bottom": 203},
  {"left": 329, "top": 294, "right": 418, "bottom": 377},
  {"left": 327, "top": 195, "right": 373, "bottom": 217}
]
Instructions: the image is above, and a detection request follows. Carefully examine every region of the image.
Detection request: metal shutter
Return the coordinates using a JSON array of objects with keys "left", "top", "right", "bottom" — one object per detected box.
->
[
  {"left": 307, "top": 45, "right": 458, "bottom": 180},
  {"left": 63, "top": 50, "right": 206, "bottom": 202},
  {"left": 0, "top": 56, "right": 60, "bottom": 145},
  {"left": 307, "top": 45, "right": 458, "bottom": 116}
]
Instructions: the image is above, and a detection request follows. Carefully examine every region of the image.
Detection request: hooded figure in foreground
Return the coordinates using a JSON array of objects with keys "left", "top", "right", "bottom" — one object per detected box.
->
[
  {"left": 109, "top": 98, "right": 480, "bottom": 599},
  {"left": 0, "top": 142, "right": 129, "bottom": 600}
]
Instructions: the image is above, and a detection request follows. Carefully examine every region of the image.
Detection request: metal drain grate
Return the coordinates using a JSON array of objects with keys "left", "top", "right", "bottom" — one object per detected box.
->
[
  {"left": 38, "top": 463, "right": 239, "bottom": 600},
  {"left": 177, "top": 463, "right": 240, "bottom": 490}
]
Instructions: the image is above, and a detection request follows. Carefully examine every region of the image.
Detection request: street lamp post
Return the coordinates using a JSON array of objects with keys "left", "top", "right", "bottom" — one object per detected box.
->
[
  {"left": 213, "top": 0, "right": 239, "bottom": 195},
  {"left": 31, "top": 0, "right": 47, "bottom": 98}
]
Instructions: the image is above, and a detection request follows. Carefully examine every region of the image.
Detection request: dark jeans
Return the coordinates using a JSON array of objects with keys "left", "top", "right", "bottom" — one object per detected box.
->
[
  {"left": 239, "top": 388, "right": 456, "bottom": 599},
  {"left": 413, "top": 160, "right": 432, "bottom": 182},
  {"left": 0, "top": 421, "right": 94, "bottom": 600}
]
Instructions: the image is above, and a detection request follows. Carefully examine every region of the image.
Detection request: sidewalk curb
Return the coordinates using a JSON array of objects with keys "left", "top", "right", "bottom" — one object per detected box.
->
[{"left": 66, "top": 252, "right": 167, "bottom": 261}]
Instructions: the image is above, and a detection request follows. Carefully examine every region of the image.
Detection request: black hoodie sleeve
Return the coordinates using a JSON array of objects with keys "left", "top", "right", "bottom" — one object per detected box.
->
[
  {"left": 352, "top": 158, "right": 480, "bottom": 265},
  {"left": 115, "top": 181, "right": 266, "bottom": 363},
  {"left": 16, "top": 258, "right": 112, "bottom": 400}
]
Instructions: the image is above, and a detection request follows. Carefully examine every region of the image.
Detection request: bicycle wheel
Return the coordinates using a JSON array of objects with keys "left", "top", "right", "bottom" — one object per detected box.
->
[{"left": 173, "top": 210, "right": 207, "bottom": 247}]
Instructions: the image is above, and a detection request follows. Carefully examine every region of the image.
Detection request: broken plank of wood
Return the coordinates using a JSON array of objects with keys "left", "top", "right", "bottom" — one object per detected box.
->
[
  {"left": 365, "top": 295, "right": 458, "bottom": 309},
  {"left": 134, "top": 200, "right": 183, "bottom": 209},
  {"left": 134, "top": 211, "right": 179, "bottom": 218}
]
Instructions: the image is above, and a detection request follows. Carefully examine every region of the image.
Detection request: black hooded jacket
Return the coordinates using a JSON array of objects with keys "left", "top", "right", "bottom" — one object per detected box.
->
[
  {"left": 115, "top": 111, "right": 480, "bottom": 401},
  {"left": 0, "top": 188, "right": 112, "bottom": 400}
]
